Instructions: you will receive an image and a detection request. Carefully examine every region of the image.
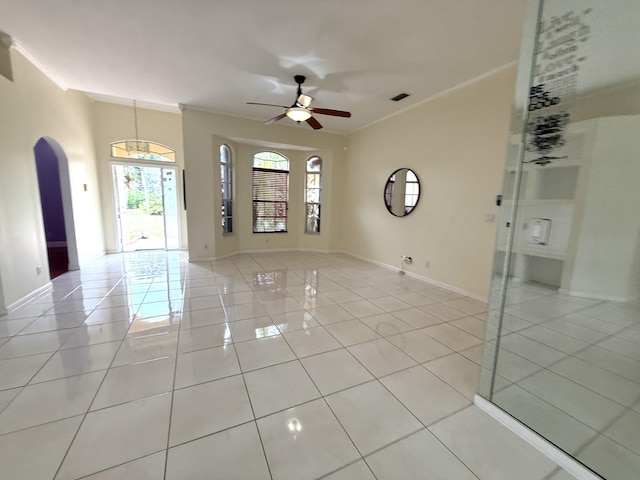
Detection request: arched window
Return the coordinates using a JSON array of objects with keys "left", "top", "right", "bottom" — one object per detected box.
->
[
  {"left": 305, "top": 156, "right": 322, "bottom": 234},
  {"left": 110, "top": 140, "right": 176, "bottom": 162},
  {"left": 252, "top": 152, "right": 289, "bottom": 233},
  {"left": 220, "top": 144, "right": 233, "bottom": 234}
]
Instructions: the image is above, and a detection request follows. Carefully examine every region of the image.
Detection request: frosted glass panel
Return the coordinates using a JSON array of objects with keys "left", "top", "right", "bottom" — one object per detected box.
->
[{"left": 481, "top": 2, "right": 640, "bottom": 479}]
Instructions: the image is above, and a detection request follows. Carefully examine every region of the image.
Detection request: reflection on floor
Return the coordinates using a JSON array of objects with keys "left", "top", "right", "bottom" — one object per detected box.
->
[
  {"left": 125, "top": 235, "right": 166, "bottom": 251},
  {"left": 485, "top": 281, "right": 640, "bottom": 480},
  {"left": 46, "top": 247, "right": 69, "bottom": 279},
  {"left": 0, "top": 251, "right": 577, "bottom": 479}
]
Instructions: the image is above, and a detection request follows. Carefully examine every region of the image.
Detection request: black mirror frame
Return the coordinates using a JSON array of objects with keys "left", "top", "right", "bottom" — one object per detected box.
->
[{"left": 384, "top": 168, "right": 421, "bottom": 217}]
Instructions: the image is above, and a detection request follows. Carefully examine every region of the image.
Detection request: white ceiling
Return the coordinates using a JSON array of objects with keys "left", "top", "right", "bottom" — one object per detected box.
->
[{"left": 1, "top": 0, "right": 528, "bottom": 133}]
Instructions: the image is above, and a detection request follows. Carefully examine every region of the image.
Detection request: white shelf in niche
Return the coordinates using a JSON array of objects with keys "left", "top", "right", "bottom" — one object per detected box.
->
[{"left": 504, "top": 247, "right": 566, "bottom": 261}]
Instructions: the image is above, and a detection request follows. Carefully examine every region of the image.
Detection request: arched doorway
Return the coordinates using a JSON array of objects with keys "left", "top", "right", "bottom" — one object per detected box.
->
[{"left": 34, "top": 137, "right": 79, "bottom": 278}]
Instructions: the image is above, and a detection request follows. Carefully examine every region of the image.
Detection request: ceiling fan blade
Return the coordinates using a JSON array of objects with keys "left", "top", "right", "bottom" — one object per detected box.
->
[
  {"left": 247, "top": 102, "right": 288, "bottom": 109},
  {"left": 306, "top": 116, "right": 323, "bottom": 130},
  {"left": 309, "top": 107, "right": 351, "bottom": 118},
  {"left": 249, "top": 76, "right": 349, "bottom": 130},
  {"left": 265, "top": 113, "right": 287, "bottom": 125}
]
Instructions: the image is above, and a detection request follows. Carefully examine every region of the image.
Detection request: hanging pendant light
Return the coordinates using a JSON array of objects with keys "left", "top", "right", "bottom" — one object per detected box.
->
[{"left": 126, "top": 100, "right": 150, "bottom": 156}]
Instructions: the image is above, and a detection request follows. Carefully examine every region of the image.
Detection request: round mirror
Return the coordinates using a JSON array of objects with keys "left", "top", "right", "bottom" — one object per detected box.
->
[{"left": 384, "top": 168, "right": 420, "bottom": 217}]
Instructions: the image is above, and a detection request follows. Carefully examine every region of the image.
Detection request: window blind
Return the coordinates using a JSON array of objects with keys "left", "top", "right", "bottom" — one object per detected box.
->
[{"left": 252, "top": 167, "right": 288, "bottom": 233}]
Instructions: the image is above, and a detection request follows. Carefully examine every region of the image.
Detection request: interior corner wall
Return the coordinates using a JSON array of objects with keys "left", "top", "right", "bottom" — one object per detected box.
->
[
  {"left": 0, "top": 49, "right": 104, "bottom": 307},
  {"left": 181, "top": 108, "right": 346, "bottom": 261},
  {"left": 341, "top": 66, "right": 518, "bottom": 298},
  {"left": 91, "top": 102, "right": 187, "bottom": 252}
]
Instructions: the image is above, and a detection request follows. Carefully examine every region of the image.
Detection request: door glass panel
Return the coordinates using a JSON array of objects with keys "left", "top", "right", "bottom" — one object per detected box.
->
[
  {"left": 163, "top": 168, "right": 180, "bottom": 250},
  {"left": 113, "top": 164, "right": 179, "bottom": 251}
]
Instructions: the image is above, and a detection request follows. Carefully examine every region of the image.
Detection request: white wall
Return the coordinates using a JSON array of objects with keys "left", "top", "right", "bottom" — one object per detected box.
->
[
  {"left": 0, "top": 49, "right": 104, "bottom": 307},
  {"left": 91, "top": 101, "right": 187, "bottom": 252},
  {"left": 341, "top": 66, "right": 518, "bottom": 298},
  {"left": 181, "top": 108, "right": 347, "bottom": 260},
  {"left": 566, "top": 116, "right": 640, "bottom": 300}
]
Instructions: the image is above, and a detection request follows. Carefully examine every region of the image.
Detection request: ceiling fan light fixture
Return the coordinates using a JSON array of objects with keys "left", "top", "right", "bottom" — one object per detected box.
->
[
  {"left": 249, "top": 75, "right": 349, "bottom": 129},
  {"left": 286, "top": 106, "right": 312, "bottom": 122}
]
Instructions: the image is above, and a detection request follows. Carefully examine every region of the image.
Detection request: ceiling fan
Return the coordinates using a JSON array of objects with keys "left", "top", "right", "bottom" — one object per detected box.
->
[{"left": 247, "top": 75, "right": 351, "bottom": 130}]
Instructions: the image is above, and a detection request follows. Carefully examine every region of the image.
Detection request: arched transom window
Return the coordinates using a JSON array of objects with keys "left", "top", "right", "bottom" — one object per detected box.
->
[{"left": 111, "top": 140, "right": 176, "bottom": 162}]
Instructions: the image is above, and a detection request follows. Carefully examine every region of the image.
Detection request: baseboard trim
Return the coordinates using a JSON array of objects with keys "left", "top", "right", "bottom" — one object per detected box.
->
[
  {"left": 187, "top": 256, "right": 216, "bottom": 263},
  {"left": 77, "top": 251, "right": 105, "bottom": 270},
  {"left": 558, "top": 288, "right": 638, "bottom": 303},
  {"left": 474, "top": 395, "right": 601, "bottom": 480},
  {"left": 6, "top": 282, "right": 53, "bottom": 313},
  {"left": 186, "top": 248, "right": 485, "bottom": 300},
  {"left": 236, "top": 247, "right": 339, "bottom": 256},
  {"left": 340, "top": 250, "right": 487, "bottom": 302},
  {"left": 188, "top": 248, "right": 343, "bottom": 263}
]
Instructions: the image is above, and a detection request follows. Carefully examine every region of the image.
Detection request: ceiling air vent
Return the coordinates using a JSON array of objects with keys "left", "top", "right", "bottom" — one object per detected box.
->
[{"left": 390, "top": 93, "right": 410, "bottom": 102}]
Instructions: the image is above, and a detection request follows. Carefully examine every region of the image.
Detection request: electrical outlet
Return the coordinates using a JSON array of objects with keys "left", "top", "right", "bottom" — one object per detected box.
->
[
  {"left": 425, "top": 261, "right": 430, "bottom": 268},
  {"left": 36, "top": 266, "right": 42, "bottom": 275}
]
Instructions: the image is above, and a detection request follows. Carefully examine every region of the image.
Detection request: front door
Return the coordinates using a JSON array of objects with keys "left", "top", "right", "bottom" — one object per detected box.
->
[{"left": 113, "top": 164, "right": 180, "bottom": 251}]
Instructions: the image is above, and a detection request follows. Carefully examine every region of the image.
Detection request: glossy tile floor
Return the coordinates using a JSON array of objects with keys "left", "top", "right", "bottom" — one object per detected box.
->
[
  {"left": 484, "top": 281, "right": 640, "bottom": 480},
  {"left": 0, "top": 251, "right": 578, "bottom": 479}
]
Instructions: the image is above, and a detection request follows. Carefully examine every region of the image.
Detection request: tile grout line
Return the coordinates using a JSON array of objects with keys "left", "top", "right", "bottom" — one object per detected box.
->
[
  {"left": 162, "top": 271, "right": 188, "bottom": 480},
  {"left": 220, "top": 262, "right": 275, "bottom": 480},
  {"left": 281, "top": 302, "right": 479, "bottom": 478},
  {"left": 50, "top": 272, "right": 140, "bottom": 479},
  {"left": 5, "top": 251, "right": 632, "bottom": 478},
  {"left": 350, "top": 343, "right": 482, "bottom": 478},
  {"left": 279, "top": 329, "right": 375, "bottom": 478},
  {"left": 46, "top": 262, "right": 181, "bottom": 478}
]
